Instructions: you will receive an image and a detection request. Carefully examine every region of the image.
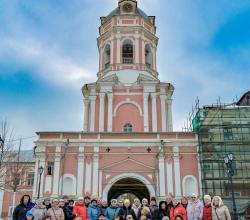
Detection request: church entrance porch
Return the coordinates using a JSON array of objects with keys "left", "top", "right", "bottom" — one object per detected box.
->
[{"left": 108, "top": 178, "right": 150, "bottom": 202}]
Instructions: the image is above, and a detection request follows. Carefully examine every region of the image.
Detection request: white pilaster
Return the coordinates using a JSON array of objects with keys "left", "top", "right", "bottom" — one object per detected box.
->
[
  {"left": 107, "top": 93, "right": 113, "bottom": 132},
  {"left": 167, "top": 98, "right": 173, "bottom": 131},
  {"left": 151, "top": 93, "right": 158, "bottom": 132},
  {"left": 143, "top": 93, "right": 149, "bottom": 132},
  {"left": 92, "top": 146, "right": 99, "bottom": 196},
  {"left": 158, "top": 155, "right": 166, "bottom": 197},
  {"left": 117, "top": 32, "right": 121, "bottom": 63},
  {"left": 160, "top": 95, "right": 167, "bottom": 132},
  {"left": 173, "top": 146, "right": 181, "bottom": 196},
  {"left": 153, "top": 46, "right": 157, "bottom": 70},
  {"left": 110, "top": 36, "right": 114, "bottom": 64},
  {"left": 38, "top": 158, "right": 45, "bottom": 198},
  {"left": 166, "top": 160, "right": 173, "bottom": 194},
  {"left": 85, "top": 160, "right": 92, "bottom": 194},
  {"left": 99, "top": 93, "right": 105, "bottom": 132},
  {"left": 99, "top": 46, "right": 103, "bottom": 71},
  {"left": 32, "top": 158, "right": 39, "bottom": 197},
  {"left": 52, "top": 145, "right": 61, "bottom": 196},
  {"left": 89, "top": 96, "right": 96, "bottom": 132},
  {"left": 99, "top": 170, "right": 103, "bottom": 197},
  {"left": 142, "top": 36, "right": 145, "bottom": 64},
  {"left": 77, "top": 145, "right": 85, "bottom": 196},
  {"left": 135, "top": 31, "right": 139, "bottom": 63},
  {"left": 83, "top": 99, "right": 90, "bottom": 132}
]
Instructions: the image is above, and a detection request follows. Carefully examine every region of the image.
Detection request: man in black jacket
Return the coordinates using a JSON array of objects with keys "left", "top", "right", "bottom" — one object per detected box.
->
[{"left": 13, "top": 194, "right": 32, "bottom": 220}]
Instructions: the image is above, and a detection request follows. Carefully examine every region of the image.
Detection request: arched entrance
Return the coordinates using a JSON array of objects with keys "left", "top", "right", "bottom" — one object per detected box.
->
[{"left": 108, "top": 178, "right": 150, "bottom": 202}]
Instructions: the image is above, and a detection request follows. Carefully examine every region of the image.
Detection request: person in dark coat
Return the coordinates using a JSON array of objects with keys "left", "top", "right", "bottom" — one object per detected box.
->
[
  {"left": 64, "top": 200, "right": 76, "bottom": 220},
  {"left": 118, "top": 199, "right": 136, "bottom": 220},
  {"left": 13, "top": 194, "right": 32, "bottom": 220},
  {"left": 159, "top": 201, "right": 169, "bottom": 219},
  {"left": 99, "top": 200, "right": 108, "bottom": 216},
  {"left": 149, "top": 197, "right": 159, "bottom": 220},
  {"left": 181, "top": 197, "right": 188, "bottom": 209}
]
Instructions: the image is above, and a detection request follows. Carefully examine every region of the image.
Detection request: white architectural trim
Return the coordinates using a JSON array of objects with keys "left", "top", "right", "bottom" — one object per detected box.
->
[
  {"left": 52, "top": 145, "right": 61, "bottom": 196},
  {"left": 77, "top": 145, "right": 85, "bottom": 196},
  {"left": 143, "top": 93, "right": 149, "bottom": 132},
  {"left": 99, "top": 170, "right": 103, "bottom": 198},
  {"left": 83, "top": 99, "right": 90, "bottom": 132},
  {"left": 182, "top": 175, "right": 198, "bottom": 196},
  {"left": 89, "top": 96, "right": 96, "bottom": 132},
  {"left": 32, "top": 158, "right": 39, "bottom": 197},
  {"left": 39, "top": 158, "right": 45, "bottom": 198},
  {"left": 166, "top": 160, "right": 173, "bottom": 194},
  {"left": 114, "top": 100, "right": 143, "bottom": 117},
  {"left": 107, "top": 93, "right": 113, "bottom": 132},
  {"left": 173, "top": 146, "right": 181, "bottom": 196},
  {"left": 135, "top": 31, "right": 139, "bottom": 63},
  {"left": 151, "top": 93, "right": 158, "bottom": 132},
  {"left": 158, "top": 156, "right": 166, "bottom": 197},
  {"left": 85, "top": 161, "right": 92, "bottom": 194},
  {"left": 167, "top": 99, "right": 173, "bottom": 131},
  {"left": 99, "top": 93, "right": 105, "bottom": 132},
  {"left": 102, "top": 173, "right": 155, "bottom": 200},
  {"left": 59, "top": 173, "right": 77, "bottom": 196},
  {"left": 92, "top": 147, "right": 99, "bottom": 196},
  {"left": 160, "top": 95, "right": 167, "bottom": 132},
  {"left": 110, "top": 36, "right": 114, "bottom": 64},
  {"left": 117, "top": 32, "right": 121, "bottom": 63}
]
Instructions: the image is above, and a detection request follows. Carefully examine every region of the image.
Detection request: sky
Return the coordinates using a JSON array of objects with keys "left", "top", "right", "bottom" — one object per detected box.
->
[{"left": 0, "top": 0, "right": 250, "bottom": 149}]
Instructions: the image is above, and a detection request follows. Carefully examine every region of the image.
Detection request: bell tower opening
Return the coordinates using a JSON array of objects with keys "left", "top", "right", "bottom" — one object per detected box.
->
[
  {"left": 108, "top": 178, "right": 150, "bottom": 202},
  {"left": 104, "top": 44, "right": 111, "bottom": 69},
  {"left": 145, "top": 44, "right": 153, "bottom": 69},
  {"left": 122, "top": 39, "right": 133, "bottom": 64}
]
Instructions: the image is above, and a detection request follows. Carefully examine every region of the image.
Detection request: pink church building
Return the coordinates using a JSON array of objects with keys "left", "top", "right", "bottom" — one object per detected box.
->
[
  {"left": 0, "top": 1, "right": 201, "bottom": 215},
  {"left": 32, "top": 0, "right": 200, "bottom": 202}
]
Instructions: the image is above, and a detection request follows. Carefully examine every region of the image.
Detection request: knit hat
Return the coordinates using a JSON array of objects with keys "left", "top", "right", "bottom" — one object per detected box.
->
[
  {"left": 26, "top": 210, "right": 33, "bottom": 216},
  {"left": 78, "top": 197, "right": 84, "bottom": 201},
  {"left": 111, "top": 199, "right": 117, "bottom": 203},
  {"left": 204, "top": 195, "right": 211, "bottom": 201}
]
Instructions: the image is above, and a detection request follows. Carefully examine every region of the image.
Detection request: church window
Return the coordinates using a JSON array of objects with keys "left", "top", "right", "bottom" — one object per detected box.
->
[
  {"left": 104, "top": 44, "right": 111, "bottom": 69},
  {"left": 47, "top": 161, "right": 54, "bottom": 175},
  {"left": 27, "top": 173, "right": 34, "bottom": 186},
  {"left": 145, "top": 44, "right": 152, "bottom": 68},
  {"left": 122, "top": 40, "right": 133, "bottom": 64},
  {"left": 123, "top": 123, "right": 133, "bottom": 133}
]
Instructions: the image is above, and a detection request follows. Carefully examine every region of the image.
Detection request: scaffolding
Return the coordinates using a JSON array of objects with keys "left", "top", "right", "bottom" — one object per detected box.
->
[{"left": 187, "top": 98, "right": 250, "bottom": 218}]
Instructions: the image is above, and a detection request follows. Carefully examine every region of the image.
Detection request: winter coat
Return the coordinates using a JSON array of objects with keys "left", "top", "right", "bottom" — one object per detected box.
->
[
  {"left": 169, "top": 203, "right": 187, "bottom": 220},
  {"left": 73, "top": 203, "right": 88, "bottom": 220},
  {"left": 13, "top": 195, "right": 32, "bottom": 220},
  {"left": 99, "top": 206, "right": 107, "bottom": 216},
  {"left": 64, "top": 206, "right": 76, "bottom": 220},
  {"left": 88, "top": 204, "right": 100, "bottom": 220},
  {"left": 203, "top": 203, "right": 212, "bottom": 220},
  {"left": 187, "top": 200, "right": 203, "bottom": 220},
  {"left": 47, "top": 207, "right": 65, "bottom": 220},
  {"left": 32, "top": 205, "right": 47, "bottom": 220},
  {"left": 105, "top": 205, "right": 120, "bottom": 220},
  {"left": 118, "top": 206, "right": 137, "bottom": 220},
  {"left": 212, "top": 197, "right": 231, "bottom": 220},
  {"left": 159, "top": 201, "right": 169, "bottom": 219},
  {"left": 149, "top": 205, "right": 159, "bottom": 220}
]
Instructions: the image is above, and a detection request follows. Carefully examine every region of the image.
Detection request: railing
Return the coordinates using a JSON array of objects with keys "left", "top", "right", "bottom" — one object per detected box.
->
[{"left": 123, "top": 58, "right": 133, "bottom": 64}]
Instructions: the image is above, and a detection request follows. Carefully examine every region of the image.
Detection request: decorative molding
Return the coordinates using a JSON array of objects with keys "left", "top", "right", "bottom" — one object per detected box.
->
[{"left": 114, "top": 100, "right": 143, "bottom": 116}]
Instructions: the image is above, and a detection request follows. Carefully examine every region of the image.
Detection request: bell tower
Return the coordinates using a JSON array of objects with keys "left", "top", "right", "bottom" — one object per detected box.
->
[
  {"left": 97, "top": 0, "right": 158, "bottom": 80},
  {"left": 82, "top": 0, "right": 174, "bottom": 133}
]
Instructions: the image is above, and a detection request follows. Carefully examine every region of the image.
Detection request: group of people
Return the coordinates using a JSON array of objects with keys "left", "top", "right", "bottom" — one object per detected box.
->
[{"left": 12, "top": 193, "right": 231, "bottom": 220}]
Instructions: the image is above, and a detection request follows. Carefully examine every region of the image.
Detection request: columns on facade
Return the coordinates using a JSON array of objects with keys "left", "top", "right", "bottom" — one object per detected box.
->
[
  {"left": 99, "top": 170, "right": 103, "bottom": 198},
  {"left": 117, "top": 31, "right": 121, "bottom": 63},
  {"left": 99, "top": 93, "right": 105, "bottom": 132},
  {"left": 38, "top": 157, "right": 45, "bottom": 198},
  {"left": 52, "top": 144, "right": 61, "bottom": 197},
  {"left": 142, "top": 35, "right": 145, "bottom": 64},
  {"left": 110, "top": 35, "right": 114, "bottom": 65},
  {"left": 173, "top": 146, "right": 181, "bottom": 196},
  {"left": 167, "top": 98, "right": 173, "bottom": 131},
  {"left": 151, "top": 93, "right": 158, "bottom": 132},
  {"left": 92, "top": 146, "right": 99, "bottom": 196},
  {"left": 32, "top": 158, "right": 39, "bottom": 197},
  {"left": 85, "top": 157, "right": 92, "bottom": 194},
  {"left": 135, "top": 31, "right": 139, "bottom": 63},
  {"left": 166, "top": 159, "right": 173, "bottom": 195},
  {"left": 143, "top": 93, "right": 149, "bottom": 132},
  {"left": 77, "top": 144, "right": 85, "bottom": 196},
  {"left": 160, "top": 94, "right": 167, "bottom": 132},
  {"left": 158, "top": 153, "right": 166, "bottom": 197},
  {"left": 99, "top": 46, "right": 103, "bottom": 71},
  {"left": 107, "top": 93, "right": 113, "bottom": 132},
  {"left": 83, "top": 99, "right": 90, "bottom": 132},
  {"left": 89, "top": 96, "right": 96, "bottom": 132}
]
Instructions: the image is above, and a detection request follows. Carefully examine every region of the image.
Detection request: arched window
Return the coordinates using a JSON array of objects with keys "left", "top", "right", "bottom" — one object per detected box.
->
[
  {"left": 104, "top": 44, "right": 111, "bottom": 69},
  {"left": 145, "top": 44, "right": 152, "bottom": 68},
  {"left": 123, "top": 123, "right": 133, "bottom": 133},
  {"left": 122, "top": 40, "right": 133, "bottom": 64}
]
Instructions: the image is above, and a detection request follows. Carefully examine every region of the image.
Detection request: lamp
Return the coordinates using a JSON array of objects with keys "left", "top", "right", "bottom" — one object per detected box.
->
[{"left": 37, "top": 165, "right": 44, "bottom": 199}]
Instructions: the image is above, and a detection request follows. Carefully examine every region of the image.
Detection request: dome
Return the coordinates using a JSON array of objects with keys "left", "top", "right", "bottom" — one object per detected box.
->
[{"left": 106, "top": 7, "right": 150, "bottom": 21}]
